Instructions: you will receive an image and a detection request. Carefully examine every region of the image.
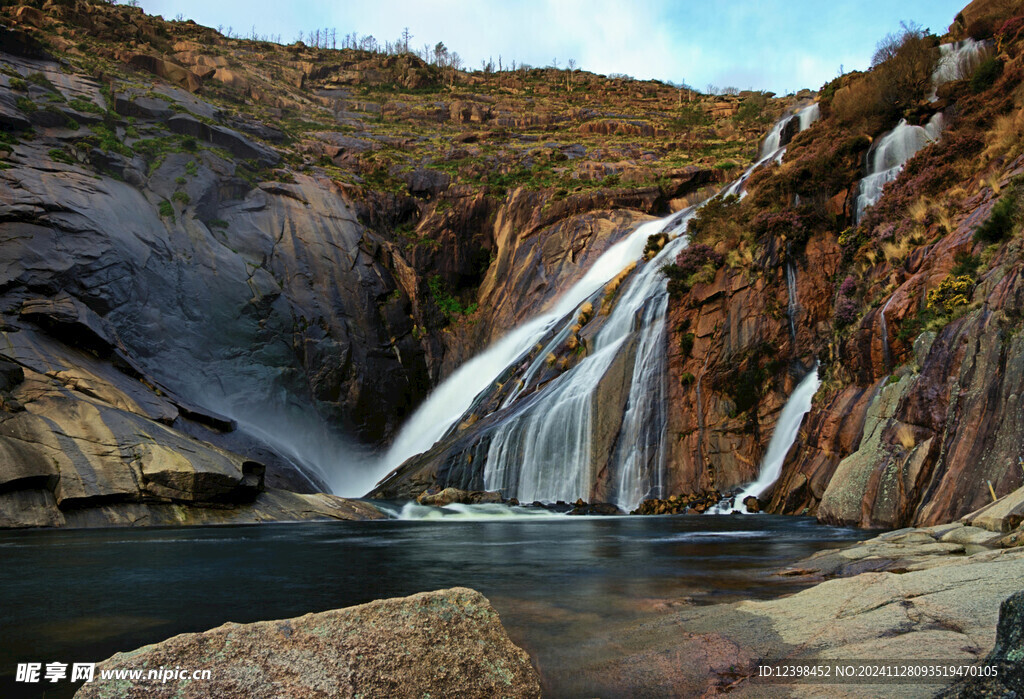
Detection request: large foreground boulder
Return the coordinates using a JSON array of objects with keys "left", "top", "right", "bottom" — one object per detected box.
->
[{"left": 74, "top": 587, "right": 541, "bottom": 699}]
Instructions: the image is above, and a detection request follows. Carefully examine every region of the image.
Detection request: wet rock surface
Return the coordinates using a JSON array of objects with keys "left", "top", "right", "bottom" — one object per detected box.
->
[{"left": 74, "top": 587, "right": 541, "bottom": 699}]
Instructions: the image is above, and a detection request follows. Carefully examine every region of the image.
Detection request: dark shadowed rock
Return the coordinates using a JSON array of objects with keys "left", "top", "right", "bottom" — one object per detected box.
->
[
  {"left": 74, "top": 588, "right": 541, "bottom": 699},
  {"left": 167, "top": 114, "right": 280, "bottom": 166},
  {"left": 403, "top": 167, "right": 451, "bottom": 197},
  {"left": 939, "top": 589, "right": 1024, "bottom": 698}
]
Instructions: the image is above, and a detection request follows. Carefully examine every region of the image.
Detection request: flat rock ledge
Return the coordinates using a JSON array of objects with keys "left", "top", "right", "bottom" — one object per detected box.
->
[
  {"left": 578, "top": 520, "right": 1024, "bottom": 698},
  {"left": 74, "top": 587, "right": 541, "bottom": 699}
]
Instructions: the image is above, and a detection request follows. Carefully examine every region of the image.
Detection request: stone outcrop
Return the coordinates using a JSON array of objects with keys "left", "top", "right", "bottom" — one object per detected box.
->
[
  {"left": 74, "top": 588, "right": 541, "bottom": 699},
  {"left": 941, "top": 589, "right": 1024, "bottom": 697},
  {"left": 580, "top": 526, "right": 1024, "bottom": 696},
  {"left": 416, "top": 487, "right": 503, "bottom": 506}
]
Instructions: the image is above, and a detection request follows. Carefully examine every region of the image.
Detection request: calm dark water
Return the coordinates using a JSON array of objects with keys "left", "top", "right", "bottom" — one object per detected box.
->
[{"left": 0, "top": 512, "right": 864, "bottom": 697}]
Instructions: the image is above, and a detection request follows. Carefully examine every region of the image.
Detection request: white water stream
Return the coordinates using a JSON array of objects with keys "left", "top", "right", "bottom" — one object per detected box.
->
[{"left": 709, "top": 365, "right": 820, "bottom": 514}]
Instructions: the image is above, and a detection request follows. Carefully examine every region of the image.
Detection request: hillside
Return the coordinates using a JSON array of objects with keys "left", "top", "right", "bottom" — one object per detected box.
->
[{"left": 0, "top": 0, "right": 789, "bottom": 526}]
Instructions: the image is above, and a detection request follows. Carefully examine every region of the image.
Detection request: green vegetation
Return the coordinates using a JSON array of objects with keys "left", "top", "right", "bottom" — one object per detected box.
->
[
  {"left": 9, "top": 78, "right": 27, "bottom": 91},
  {"left": 975, "top": 190, "right": 1018, "bottom": 243},
  {"left": 87, "top": 124, "right": 133, "bottom": 157},
  {"left": 951, "top": 251, "right": 982, "bottom": 277},
  {"left": 133, "top": 135, "right": 198, "bottom": 173},
  {"left": 926, "top": 275, "right": 975, "bottom": 316},
  {"left": 668, "top": 104, "right": 710, "bottom": 130},
  {"left": 15, "top": 96, "right": 36, "bottom": 113},
  {"left": 171, "top": 191, "right": 190, "bottom": 205},
  {"left": 158, "top": 200, "right": 174, "bottom": 218},
  {"left": 428, "top": 275, "right": 476, "bottom": 320},
  {"left": 185, "top": 160, "right": 198, "bottom": 176},
  {"left": 971, "top": 56, "right": 1003, "bottom": 93},
  {"left": 48, "top": 148, "right": 75, "bottom": 165},
  {"left": 68, "top": 97, "right": 104, "bottom": 114},
  {"left": 26, "top": 72, "right": 58, "bottom": 92}
]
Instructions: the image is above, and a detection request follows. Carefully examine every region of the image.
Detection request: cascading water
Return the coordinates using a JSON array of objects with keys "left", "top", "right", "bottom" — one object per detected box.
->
[
  {"left": 710, "top": 365, "right": 820, "bottom": 514},
  {"left": 785, "top": 244, "right": 799, "bottom": 348},
  {"left": 879, "top": 295, "right": 895, "bottom": 372},
  {"left": 721, "top": 102, "right": 820, "bottom": 198},
  {"left": 854, "top": 114, "right": 944, "bottom": 221},
  {"left": 483, "top": 228, "right": 691, "bottom": 510},
  {"left": 931, "top": 39, "right": 987, "bottom": 98},
  {"left": 855, "top": 40, "right": 987, "bottom": 222},
  {"left": 371, "top": 106, "right": 822, "bottom": 512}
]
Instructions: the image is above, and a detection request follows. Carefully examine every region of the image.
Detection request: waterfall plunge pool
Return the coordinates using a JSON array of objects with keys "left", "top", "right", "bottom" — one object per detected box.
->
[{"left": 0, "top": 515, "right": 864, "bottom": 697}]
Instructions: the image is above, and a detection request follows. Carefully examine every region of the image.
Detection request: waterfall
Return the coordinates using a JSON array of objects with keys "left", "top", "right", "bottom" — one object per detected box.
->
[
  {"left": 482, "top": 227, "right": 691, "bottom": 509},
  {"left": 722, "top": 102, "right": 820, "bottom": 199},
  {"left": 931, "top": 39, "right": 987, "bottom": 98},
  {"left": 854, "top": 114, "right": 943, "bottom": 222},
  {"left": 370, "top": 105, "right": 821, "bottom": 511},
  {"left": 785, "top": 245, "right": 798, "bottom": 348},
  {"left": 711, "top": 365, "right": 820, "bottom": 513},
  {"left": 381, "top": 216, "right": 672, "bottom": 471},
  {"left": 879, "top": 295, "right": 894, "bottom": 372},
  {"left": 855, "top": 41, "right": 986, "bottom": 222}
]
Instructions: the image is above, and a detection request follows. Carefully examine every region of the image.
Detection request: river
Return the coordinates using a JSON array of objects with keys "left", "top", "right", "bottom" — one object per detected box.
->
[{"left": 0, "top": 512, "right": 863, "bottom": 697}]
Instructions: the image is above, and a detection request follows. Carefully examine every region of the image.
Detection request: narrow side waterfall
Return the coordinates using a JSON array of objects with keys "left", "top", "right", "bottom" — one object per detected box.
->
[
  {"left": 855, "top": 41, "right": 985, "bottom": 222},
  {"left": 785, "top": 245, "right": 798, "bottom": 348},
  {"left": 371, "top": 104, "right": 822, "bottom": 511},
  {"left": 711, "top": 366, "right": 820, "bottom": 513},
  {"left": 879, "top": 295, "right": 894, "bottom": 372},
  {"left": 854, "top": 114, "right": 943, "bottom": 221}
]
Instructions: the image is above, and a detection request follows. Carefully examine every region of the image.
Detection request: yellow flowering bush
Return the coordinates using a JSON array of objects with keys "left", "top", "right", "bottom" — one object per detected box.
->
[{"left": 926, "top": 275, "right": 974, "bottom": 316}]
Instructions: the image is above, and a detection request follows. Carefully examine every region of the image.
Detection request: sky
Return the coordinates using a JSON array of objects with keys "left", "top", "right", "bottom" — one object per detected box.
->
[{"left": 136, "top": 0, "right": 969, "bottom": 95}]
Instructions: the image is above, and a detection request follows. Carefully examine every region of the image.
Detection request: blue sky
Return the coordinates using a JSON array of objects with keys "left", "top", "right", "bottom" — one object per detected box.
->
[{"left": 137, "top": 0, "right": 968, "bottom": 94}]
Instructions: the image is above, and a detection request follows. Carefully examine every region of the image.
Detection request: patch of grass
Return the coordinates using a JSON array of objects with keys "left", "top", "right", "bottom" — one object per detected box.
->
[
  {"left": 208, "top": 219, "right": 229, "bottom": 228},
  {"left": 8, "top": 78, "right": 27, "bottom": 91},
  {"left": 971, "top": 56, "right": 1003, "bottom": 93},
  {"left": 26, "top": 72, "right": 57, "bottom": 92},
  {"left": 68, "top": 97, "right": 104, "bottom": 114},
  {"left": 48, "top": 148, "right": 75, "bottom": 165},
  {"left": 15, "top": 96, "right": 36, "bottom": 113},
  {"left": 158, "top": 200, "right": 174, "bottom": 218},
  {"left": 185, "top": 160, "right": 198, "bottom": 176},
  {"left": 975, "top": 192, "right": 1017, "bottom": 243},
  {"left": 428, "top": 275, "right": 475, "bottom": 320},
  {"left": 171, "top": 191, "right": 190, "bottom": 205},
  {"left": 87, "top": 124, "right": 133, "bottom": 158},
  {"left": 951, "top": 250, "right": 981, "bottom": 277}
]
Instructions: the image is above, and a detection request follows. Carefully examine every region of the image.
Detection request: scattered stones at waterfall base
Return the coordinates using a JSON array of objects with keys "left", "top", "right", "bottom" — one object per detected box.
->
[{"left": 633, "top": 491, "right": 724, "bottom": 515}]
